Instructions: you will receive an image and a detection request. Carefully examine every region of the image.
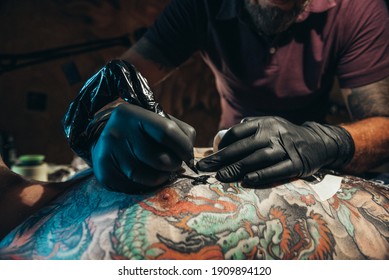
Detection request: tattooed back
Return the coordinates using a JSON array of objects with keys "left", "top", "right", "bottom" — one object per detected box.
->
[{"left": 0, "top": 168, "right": 388, "bottom": 260}]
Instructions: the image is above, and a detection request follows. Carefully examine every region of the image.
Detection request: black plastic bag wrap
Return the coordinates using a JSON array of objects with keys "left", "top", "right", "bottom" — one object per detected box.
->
[{"left": 62, "top": 60, "right": 167, "bottom": 165}]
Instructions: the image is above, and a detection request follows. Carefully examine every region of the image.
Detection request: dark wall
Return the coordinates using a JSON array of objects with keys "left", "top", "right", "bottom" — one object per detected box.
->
[{"left": 0, "top": 0, "right": 220, "bottom": 164}]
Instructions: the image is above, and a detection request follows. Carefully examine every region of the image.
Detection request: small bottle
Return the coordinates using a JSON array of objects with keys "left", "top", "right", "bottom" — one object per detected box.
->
[{"left": 11, "top": 154, "right": 48, "bottom": 181}]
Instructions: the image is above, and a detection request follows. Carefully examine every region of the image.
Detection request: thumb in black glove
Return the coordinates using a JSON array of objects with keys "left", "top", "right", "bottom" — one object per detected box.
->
[
  {"left": 63, "top": 60, "right": 196, "bottom": 193},
  {"left": 92, "top": 103, "right": 195, "bottom": 193},
  {"left": 196, "top": 116, "right": 354, "bottom": 186}
]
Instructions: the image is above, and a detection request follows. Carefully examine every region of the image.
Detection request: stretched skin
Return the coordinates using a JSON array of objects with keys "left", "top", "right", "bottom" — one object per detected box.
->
[{"left": 0, "top": 152, "right": 388, "bottom": 259}]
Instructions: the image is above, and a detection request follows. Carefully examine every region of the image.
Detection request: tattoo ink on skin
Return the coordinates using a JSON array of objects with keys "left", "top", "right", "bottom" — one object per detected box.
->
[
  {"left": 178, "top": 174, "right": 211, "bottom": 185},
  {"left": 344, "top": 76, "right": 389, "bottom": 120},
  {"left": 169, "top": 172, "right": 210, "bottom": 185},
  {"left": 134, "top": 37, "right": 176, "bottom": 71}
]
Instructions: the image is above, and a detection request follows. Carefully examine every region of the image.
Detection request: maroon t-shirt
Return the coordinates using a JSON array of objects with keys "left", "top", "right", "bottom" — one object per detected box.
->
[{"left": 145, "top": 0, "right": 389, "bottom": 128}]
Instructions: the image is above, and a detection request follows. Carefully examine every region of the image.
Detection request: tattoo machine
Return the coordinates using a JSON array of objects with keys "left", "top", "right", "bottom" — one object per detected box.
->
[{"left": 63, "top": 60, "right": 198, "bottom": 173}]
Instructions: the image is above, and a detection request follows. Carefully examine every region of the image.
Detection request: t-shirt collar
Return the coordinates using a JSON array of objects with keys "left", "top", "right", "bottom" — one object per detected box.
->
[
  {"left": 296, "top": 0, "right": 337, "bottom": 22},
  {"left": 216, "top": 0, "right": 337, "bottom": 22}
]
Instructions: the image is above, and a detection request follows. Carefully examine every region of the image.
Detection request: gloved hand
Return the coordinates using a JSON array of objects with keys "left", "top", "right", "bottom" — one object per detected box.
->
[
  {"left": 197, "top": 116, "right": 354, "bottom": 186},
  {"left": 92, "top": 103, "right": 195, "bottom": 193}
]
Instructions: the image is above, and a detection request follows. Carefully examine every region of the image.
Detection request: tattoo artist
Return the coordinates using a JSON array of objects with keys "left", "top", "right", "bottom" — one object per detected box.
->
[{"left": 63, "top": 0, "right": 389, "bottom": 193}]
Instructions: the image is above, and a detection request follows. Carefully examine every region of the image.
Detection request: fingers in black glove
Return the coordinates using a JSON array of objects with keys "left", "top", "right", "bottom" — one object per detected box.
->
[
  {"left": 168, "top": 115, "right": 196, "bottom": 145},
  {"left": 197, "top": 119, "right": 292, "bottom": 183},
  {"left": 197, "top": 116, "right": 354, "bottom": 187},
  {"left": 92, "top": 103, "right": 195, "bottom": 192}
]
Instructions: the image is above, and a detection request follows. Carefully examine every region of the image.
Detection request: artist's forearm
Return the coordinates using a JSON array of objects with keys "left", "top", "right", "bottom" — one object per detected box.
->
[
  {"left": 119, "top": 37, "right": 175, "bottom": 86},
  {"left": 341, "top": 117, "right": 389, "bottom": 173},
  {"left": 340, "top": 75, "right": 389, "bottom": 173}
]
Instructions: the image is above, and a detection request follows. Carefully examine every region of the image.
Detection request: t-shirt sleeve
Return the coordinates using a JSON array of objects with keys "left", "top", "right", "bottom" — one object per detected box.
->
[
  {"left": 336, "top": 0, "right": 389, "bottom": 88},
  {"left": 143, "top": 0, "right": 206, "bottom": 67}
]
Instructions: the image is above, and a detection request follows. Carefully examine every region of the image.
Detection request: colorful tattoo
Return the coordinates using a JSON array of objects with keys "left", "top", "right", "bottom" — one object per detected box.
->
[{"left": 0, "top": 163, "right": 388, "bottom": 260}]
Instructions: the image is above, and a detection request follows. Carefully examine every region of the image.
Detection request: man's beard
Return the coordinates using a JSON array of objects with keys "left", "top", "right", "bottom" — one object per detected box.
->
[{"left": 243, "top": 0, "right": 304, "bottom": 36}]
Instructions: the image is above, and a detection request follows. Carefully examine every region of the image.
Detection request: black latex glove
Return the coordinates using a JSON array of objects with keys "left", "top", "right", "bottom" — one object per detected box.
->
[
  {"left": 63, "top": 60, "right": 169, "bottom": 165},
  {"left": 92, "top": 103, "right": 195, "bottom": 193},
  {"left": 197, "top": 116, "right": 354, "bottom": 186}
]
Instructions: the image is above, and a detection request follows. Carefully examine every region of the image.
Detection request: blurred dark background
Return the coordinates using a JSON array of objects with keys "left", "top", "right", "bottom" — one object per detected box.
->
[
  {"left": 0, "top": 0, "right": 220, "bottom": 165},
  {"left": 1, "top": 0, "right": 388, "bottom": 166}
]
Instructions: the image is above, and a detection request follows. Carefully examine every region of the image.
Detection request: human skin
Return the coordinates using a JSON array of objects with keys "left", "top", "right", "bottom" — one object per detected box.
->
[
  {"left": 0, "top": 156, "right": 74, "bottom": 240},
  {"left": 0, "top": 150, "right": 388, "bottom": 260},
  {"left": 119, "top": 31, "right": 389, "bottom": 178},
  {"left": 340, "top": 76, "right": 389, "bottom": 173}
]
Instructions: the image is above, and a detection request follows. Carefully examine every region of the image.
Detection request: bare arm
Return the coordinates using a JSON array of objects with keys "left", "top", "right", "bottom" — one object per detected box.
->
[
  {"left": 340, "top": 75, "right": 389, "bottom": 173},
  {"left": 119, "top": 37, "right": 177, "bottom": 86},
  {"left": 0, "top": 156, "right": 73, "bottom": 240},
  {"left": 92, "top": 37, "right": 178, "bottom": 113}
]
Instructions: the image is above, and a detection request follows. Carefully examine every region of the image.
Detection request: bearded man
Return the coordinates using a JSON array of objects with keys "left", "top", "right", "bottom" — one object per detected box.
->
[{"left": 63, "top": 0, "right": 389, "bottom": 193}]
